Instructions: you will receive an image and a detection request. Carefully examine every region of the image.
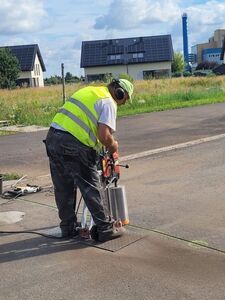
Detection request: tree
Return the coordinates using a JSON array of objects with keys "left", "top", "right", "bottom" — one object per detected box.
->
[
  {"left": 171, "top": 52, "right": 185, "bottom": 74},
  {"left": 65, "top": 72, "right": 73, "bottom": 82},
  {"left": 65, "top": 72, "right": 80, "bottom": 83},
  {"left": 44, "top": 75, "right": 62, "bottom": 85},
  {"left": 0, "top": 48, "right": 20, "bottom": 89}
]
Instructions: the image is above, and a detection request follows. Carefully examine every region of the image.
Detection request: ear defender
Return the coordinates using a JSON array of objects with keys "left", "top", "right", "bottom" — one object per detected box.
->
[
  {"left": 115, "top": 87, "right": 125, "bottom": 100},
  {"left": 112, "top": 78, "right": 126, "bottom": 101}
]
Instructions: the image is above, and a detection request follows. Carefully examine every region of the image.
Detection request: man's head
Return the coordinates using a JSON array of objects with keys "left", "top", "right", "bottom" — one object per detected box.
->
[{"left": 108, "top": 78, "right": 134, "bottom": 105}]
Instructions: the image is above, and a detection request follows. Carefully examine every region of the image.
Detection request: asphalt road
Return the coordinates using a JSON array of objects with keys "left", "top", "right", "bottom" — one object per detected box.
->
[
  {"left": 1, "top": 103, "right": 225, "bottom": 299},
  {"left": 1, "top": 129, "right": 225, "bottom": 299},
  {"left": 1, "top": 102, "right": 225, "bottom": 178}
]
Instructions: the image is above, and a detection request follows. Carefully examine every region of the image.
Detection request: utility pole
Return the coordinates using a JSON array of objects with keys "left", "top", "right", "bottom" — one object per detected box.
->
[{"left": 61, "top": 63, "right": 66, "bottom": 103}]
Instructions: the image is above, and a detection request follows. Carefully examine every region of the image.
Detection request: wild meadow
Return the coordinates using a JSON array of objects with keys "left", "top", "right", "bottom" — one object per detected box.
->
[{"left": 0, "top": 76, "right": 225, "bottom": 126}]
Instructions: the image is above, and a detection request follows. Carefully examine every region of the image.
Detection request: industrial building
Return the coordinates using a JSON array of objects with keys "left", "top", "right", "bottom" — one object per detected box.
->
[
  {"left": 191, "top": 29, "right": 225, "bottom": 67},
  {"left": 221, "top": 39, "right": 225, "bottom": 63},
  {"left": 80, "top": 35, "right": 174, "bottom": 82},
  {"left": 0, "top": 44, "right": 46, "bottom": 87},
  {"left": 213, "top": 39, "right": 225, "bottom": 75}
]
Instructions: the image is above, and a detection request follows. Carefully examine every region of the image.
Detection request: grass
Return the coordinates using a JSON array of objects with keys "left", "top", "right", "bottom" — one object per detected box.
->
[
  {"left": 1, "top": 173, "right": 21, "bottom": 181},
  {"left": 0, "top": 76, "right": 225, "bottom": 126},
  {"left": 0, "top": 130, "right": 16, "bottom": 136}
]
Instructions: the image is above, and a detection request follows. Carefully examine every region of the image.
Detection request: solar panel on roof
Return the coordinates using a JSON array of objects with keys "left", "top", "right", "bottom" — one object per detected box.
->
[
  {"left": 0, "top": 44, "right": 46, "bottom": 72},
  {"left": 81, "top": 35, "right": 173, "bottom": 67}
]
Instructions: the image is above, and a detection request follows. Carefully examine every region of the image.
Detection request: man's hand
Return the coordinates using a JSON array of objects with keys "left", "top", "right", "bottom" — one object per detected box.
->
[
  {"left": 97, "top": 123, "right": 118, "bottom": 153},
  {"left": 108, "top": 140, "right": 118, "bottom": 154}
]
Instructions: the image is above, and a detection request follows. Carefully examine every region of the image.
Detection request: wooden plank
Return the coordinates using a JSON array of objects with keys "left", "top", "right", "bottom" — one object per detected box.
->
[{"left": 0, "top": 120, "right": 10, "bottom": 127}]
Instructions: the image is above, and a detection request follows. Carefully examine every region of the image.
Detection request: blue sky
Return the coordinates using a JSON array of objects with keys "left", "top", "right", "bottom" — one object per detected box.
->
[{"left": 1, "top": 0, "right": 225, "bottom": 77}]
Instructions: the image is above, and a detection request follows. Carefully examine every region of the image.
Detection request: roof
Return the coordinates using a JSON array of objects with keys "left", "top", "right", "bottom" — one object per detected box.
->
[
  {"left": 220, "top": 39, "right": 225, "bottom": 60},
  {"left": 0, "top": 44, "right": 46, "bottom": 72},
  {"left": 80, "top": 35, "right": 173, "bottom": 68}
]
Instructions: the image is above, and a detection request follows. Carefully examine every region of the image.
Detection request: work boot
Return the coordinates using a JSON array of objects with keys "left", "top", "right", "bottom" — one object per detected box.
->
[
  {"left": 97, "top": 221, "right": 126, "bottom": 242},
  {"left": 60, "top": 222, "right": 79, "bottom": 238}
]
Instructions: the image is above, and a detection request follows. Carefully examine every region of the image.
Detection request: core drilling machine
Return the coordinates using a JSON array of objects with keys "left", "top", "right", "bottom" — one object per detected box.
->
[{"left": 76, "top": 149, "right": 129, "bottom": 241}]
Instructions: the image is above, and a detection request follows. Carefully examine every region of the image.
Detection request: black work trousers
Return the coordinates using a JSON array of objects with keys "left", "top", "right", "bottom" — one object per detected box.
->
[{"left": 45, "top": 127, "right": 111, "bottom": 231}]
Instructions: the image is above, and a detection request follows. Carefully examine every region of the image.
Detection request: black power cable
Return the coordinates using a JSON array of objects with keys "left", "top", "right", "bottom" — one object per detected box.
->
[{"left": 0, "top": 230, "right": 66, "bottom": 239}]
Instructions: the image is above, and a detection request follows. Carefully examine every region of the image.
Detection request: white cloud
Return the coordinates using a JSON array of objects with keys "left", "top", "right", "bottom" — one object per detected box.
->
[
  {"left": 183, "top": 1, "right": 225, "bottom": 48},
  {"left": 1, "top": 0, "right": 225, "bottom": 77},
  {"left": 0, "top": 0, "right": 47, "bottom": 34},
  {"left": 187, "top": 1, "right": 225, "bottom": 27},
  {"left": 94, "top": 0, "right": 181, "bottom": 30}
]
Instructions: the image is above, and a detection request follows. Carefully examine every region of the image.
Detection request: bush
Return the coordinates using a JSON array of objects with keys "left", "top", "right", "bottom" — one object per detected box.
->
[
  {"left": 172, "top": 72, "right": 182, "bottom": 77},
  {"left": 183, "top": 71, "right": 192, "bottom": 77},
  {"left": 193, "top": 70, "right": 208, "bottom": 77},
  {"left": 119, "top": 73, "right": 134, "bottom": 83}
]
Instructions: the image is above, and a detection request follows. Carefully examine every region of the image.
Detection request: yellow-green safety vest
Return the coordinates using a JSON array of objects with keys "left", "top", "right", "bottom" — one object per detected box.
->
[{"left": 52, "top": 86, "right": 117, "bottom": 151}]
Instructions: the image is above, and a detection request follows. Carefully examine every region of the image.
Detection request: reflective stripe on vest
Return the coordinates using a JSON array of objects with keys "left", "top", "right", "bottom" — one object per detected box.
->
[
  {"left": 68, "top": 98, "right": 98, "bottom": 127},
  {"left": 52, "top": 86, "right": 114, "bottom": 150},
  {"left": 58, "top": 107, "right": 97, "bottom": 144}
]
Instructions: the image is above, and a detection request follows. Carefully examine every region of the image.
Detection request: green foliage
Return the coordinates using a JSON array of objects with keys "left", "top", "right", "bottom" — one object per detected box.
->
[
  {"left": 104, "top": 73, "right": 113, "bottom": 83},
  {"left": 119, "top": 73, "right": 134, "bottom": 83},
  {"left": 196, "top": 61, "right": 218, "bottom": 70},
  {"left": 45, "top": 73, "right": 81, "bottom": 85},
  {"left": 172, "top": 72, "right": 182, "bottom": 78},
  {"left": 1, "top": 77, "right": 225, "bottom": 125},
  {"left": 117, "top": 86, "right": 225, "bottom": 117},
  {"left": 0, "top": 130, "right": 16, "bottom": 136},
  {"left": 172, "top": 52, "right": 185, "bottom": 74},
  {"left": 44, "top": 75, "right": 62, "bottom": 85},
  {"left": 183, "top": 71, "right": 192, "bottom": 77},
  {"left": 0, "top": 48, "right": 20, "bottom": 89},
  {"left": 193, "top": 70, "right": 211, "bottom": 77},
  {"left": 2, "top": 173, "right": 21, "bottom": 181},
  {"left": 65, "top": 72, "right": 80, "bottom": 83}
]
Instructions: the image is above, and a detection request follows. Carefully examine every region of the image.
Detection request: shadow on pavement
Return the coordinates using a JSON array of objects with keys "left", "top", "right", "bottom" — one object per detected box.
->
[{"left": 0, "top": 226, "right": 89, "bottom": 263}]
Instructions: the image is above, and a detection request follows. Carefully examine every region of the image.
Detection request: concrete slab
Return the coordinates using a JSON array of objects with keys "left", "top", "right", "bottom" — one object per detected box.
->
[
  {"left": 82, "top": 227, "right": 146, "bottom": 252},
  {"left": 121, "top": 137, "right": 225, "bottom": 253},
  {"left": 1, "top": 134, "right": 225, "bottom": 299},
  {"left": 1, "top": 196, "right": 225, "bottom": 299}
]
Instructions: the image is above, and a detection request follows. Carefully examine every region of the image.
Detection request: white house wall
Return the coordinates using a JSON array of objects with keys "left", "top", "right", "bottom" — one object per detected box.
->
[
  {"left": 18, "top": 54, "right": 44, "bottom": 87},
  {"left": 128, "top": 62, "right": 171, "bottom": 79},
  {"left": 84, "top": 65, "right": 127, "bottom": 78},
  {"left": 84, "top": 61, "right": 171, "bottom": 80},
  {"left": 31, "top": 54, "right": 44, "bottom": 87}
]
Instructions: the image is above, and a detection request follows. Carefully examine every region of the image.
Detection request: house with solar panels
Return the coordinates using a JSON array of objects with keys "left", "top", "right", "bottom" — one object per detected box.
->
[
  {"left": 80, "top": 35, "right": 173, "bottom": 82},
  {"left": 1, "top": 44, "right": 46, "bottom": 87}
]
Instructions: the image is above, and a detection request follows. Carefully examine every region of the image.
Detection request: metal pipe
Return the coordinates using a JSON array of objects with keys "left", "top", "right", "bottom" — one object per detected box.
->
[
  {"left": 61, "top": 63, "right": 66, "bottom": 104},
  {"left": 0, "top": 174, "right": 3, "bottom": 195}
]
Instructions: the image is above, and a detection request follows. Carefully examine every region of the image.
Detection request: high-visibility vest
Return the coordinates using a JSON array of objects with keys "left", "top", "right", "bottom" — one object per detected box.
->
[{"left": 52, "top": 86, "right": 116, "bottom": 150}]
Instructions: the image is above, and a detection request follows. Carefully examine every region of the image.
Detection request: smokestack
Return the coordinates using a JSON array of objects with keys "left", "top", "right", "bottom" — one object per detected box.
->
[{"left": 182, "top": 13, "right": 189, "bottom": 71}]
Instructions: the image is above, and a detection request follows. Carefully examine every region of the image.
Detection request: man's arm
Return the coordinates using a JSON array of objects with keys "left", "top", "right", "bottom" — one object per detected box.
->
[{"left": 97, "top": 123, "right": 118, "bottom": 153}]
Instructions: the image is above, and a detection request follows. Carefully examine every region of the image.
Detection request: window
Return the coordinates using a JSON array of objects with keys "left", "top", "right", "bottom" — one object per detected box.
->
[
  {"left": 132, "top": 52, "right": 144, "bottom": 58},
  {"left": 143, "top": 69, "right": 170, "bottom": 79},
  {"left": 109, "top": 54, "right": 121, "bottom": 60}
]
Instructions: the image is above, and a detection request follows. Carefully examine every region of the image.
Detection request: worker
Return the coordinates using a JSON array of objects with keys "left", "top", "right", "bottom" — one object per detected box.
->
[{"left": 44, "top": 78, "right": 134, "bottom": 242}]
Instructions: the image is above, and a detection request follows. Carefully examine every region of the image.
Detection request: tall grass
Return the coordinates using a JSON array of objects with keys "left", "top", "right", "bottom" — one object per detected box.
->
[
  {"left": 0, "top": 83, "right": 84, "bottom": 126},
  {"left": 118, "top": 76, "right": 225, "bottom": 116},
  {"left": 0, "top": 76, "right": 225, "bottom": 126}
]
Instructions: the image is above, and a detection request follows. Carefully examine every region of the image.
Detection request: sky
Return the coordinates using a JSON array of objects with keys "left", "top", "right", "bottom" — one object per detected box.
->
[{"left": 1, "top": 0, "right": 225, "bottom": 78}]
